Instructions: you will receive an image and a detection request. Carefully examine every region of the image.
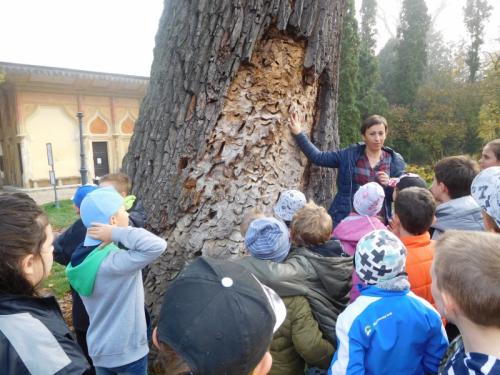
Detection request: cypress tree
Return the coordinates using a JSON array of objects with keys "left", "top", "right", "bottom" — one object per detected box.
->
[
  {"left": 395, "top": 0, "right": 430, "bottom": 106},
  {"left": 338, "top": 0, "right": 361, "bottom": 147}
]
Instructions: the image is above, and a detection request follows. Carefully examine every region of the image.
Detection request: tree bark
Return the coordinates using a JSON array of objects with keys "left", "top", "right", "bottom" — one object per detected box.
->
[{"left": 124, "top": 0, "right": 345, "bottom": 319}]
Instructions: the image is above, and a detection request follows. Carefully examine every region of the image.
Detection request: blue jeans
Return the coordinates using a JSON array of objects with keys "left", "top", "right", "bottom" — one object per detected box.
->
[{"left": 95, "top": 355, "right": 148, "bottom": 375}]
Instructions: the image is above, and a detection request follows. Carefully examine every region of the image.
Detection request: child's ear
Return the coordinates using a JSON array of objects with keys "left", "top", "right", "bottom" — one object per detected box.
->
[
  {"left": 152, "top": 327, "right": 160, "bottom": 350},
  {"left": 441, "top": 290, "right": 460, "bottom": 321},
  {"left": 432, "top": 215, "right": 437, "bottom": 225},
  {"left": 390, "top": 214, "right": 401, "bottom": 235},
  {"left": 21, "top": 254, "right": 35, "bottom": 281},
  {"left": 109, "top": 215, "right": 118, "bottom": 226},
  {"left": 252, "top": 351, "right": 272, "bottom": 375}
]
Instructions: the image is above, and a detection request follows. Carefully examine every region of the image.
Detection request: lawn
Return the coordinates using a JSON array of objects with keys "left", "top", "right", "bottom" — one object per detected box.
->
[
  {"left": 42, "top": 199, "right": 77, "bottom": 299},
  {"left": 43, "top": 199, "right": 78, "bottom": 230}
]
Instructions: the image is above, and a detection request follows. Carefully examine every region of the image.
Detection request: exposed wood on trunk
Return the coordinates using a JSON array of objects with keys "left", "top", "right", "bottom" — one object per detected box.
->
[{"left": 124, "top": 0, "right": 345, "bottom": 319}]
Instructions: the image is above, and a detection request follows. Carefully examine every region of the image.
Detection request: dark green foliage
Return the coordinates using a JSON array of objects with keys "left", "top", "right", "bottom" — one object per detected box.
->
[
  {"left": 378, "top": 38, "right": 399, "bottom": 104},
  {"left": 338, "top": 0, "right": 361, "bottom": 147},
  {"left": 394, "top": 0, "right": 431, "bottom": 106},
  {"left": 358, "top": 0, "right": 385, "bottom": 118},
  {"left": 463, "top": 0, "right": 493, "bottom": 82}
]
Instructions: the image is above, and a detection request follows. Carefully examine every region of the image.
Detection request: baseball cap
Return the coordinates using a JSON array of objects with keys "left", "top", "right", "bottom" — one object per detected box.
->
[
  {"left": 71, "top": 184, "right": 98, "bottom": 208},
  {"left": 471, "top": 166, "right": 500, "bottom": 227},
  {"left": 245, "top": 217, "right": 290, "bottom": 262},
  {"left": 355, "top": 229, "right": 407, "bottom": 285},
  {"left": 274, "top": 190, "right": 306, "bottom": 222},
  {"left": 353, "top": 182, "right": 385, "bottom": 216},
  {"left": 80, "top": 187, "right": 124, "bottom": 246},
  {"left": 156, "top": 257, "right": 286, "bottom": 375},
  {"left": 396, "top": 173, "right": 428, "bottom": 191}
]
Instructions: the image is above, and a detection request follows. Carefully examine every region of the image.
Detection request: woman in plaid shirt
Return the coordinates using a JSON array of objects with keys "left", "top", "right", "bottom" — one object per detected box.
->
[{"left": 289, "top": 110, "right": 406, "bottom": 227}]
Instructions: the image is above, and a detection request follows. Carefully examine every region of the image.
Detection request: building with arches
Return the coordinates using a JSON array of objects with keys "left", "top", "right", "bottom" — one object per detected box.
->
[{"left": 0, "top": 62, "right": 148, "bottom": 201}]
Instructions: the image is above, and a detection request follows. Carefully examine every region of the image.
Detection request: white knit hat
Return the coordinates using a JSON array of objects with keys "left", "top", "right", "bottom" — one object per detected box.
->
[
  {"left": 353, "top": 182, "right": 385, "bottom": 216},
  {"left": 273, "top": 190, "right": 306, "bottom": 222},
  {"left": 471, "top": 166, "right": 500, "bottom": 227}
]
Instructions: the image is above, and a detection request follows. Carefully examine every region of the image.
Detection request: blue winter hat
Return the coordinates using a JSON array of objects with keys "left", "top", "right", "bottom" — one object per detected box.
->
[
  {"left": 72, "top": 184, "right": 98, "bottom": 208},
  {"left": 245, "top": 217, "right": 290, "bottom": 262},
  {"left": 80, "top": 187, "right": 124, "bottom": 246}
]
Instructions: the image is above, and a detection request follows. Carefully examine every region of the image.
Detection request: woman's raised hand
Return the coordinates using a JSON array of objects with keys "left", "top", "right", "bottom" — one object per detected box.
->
[
  {"left": 289, "top": 109, "right": 302, "bottom": 135},
  {"left": 376, "top": 171, "right": 390, "bottom": 186}
]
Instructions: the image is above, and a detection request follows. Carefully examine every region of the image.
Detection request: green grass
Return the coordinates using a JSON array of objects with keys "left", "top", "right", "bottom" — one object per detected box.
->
[
  {"left": 42, "top": 263, "right": 70, "bottom": 299},
  {"left": 43, "top": 199, "right": 79, "bottom": 230},
  {"left": 42, "top": 199, "right": 77, "bottom": 299}
]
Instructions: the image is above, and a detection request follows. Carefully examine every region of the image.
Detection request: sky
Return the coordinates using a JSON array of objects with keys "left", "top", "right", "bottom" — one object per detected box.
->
[{"left": 0, "top": 0, "right": 498, "bottom": 77}]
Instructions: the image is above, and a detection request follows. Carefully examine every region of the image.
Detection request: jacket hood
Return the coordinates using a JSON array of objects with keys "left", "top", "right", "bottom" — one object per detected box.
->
[
  {"left": 333, "top": 215, "right": 386, "bottom": 242},
  {"left": 309, "top": 239, "right": 347, "bottom": 257},
  {"left": 291, "top": 246, "right": 353, "bottom": 301},
  {"left": 432, "top": 196, "right": 484, "bottom": 232},
  {"left": 66, "top": 243, "right": 119, "bottom": 296}
]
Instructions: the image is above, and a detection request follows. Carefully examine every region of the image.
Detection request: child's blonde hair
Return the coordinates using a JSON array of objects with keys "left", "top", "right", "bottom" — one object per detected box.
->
[
  {"left": 99, "top": 172, "right": 131, "bottom": 196},
  {"left": 434, "top": 230, "right": 500, "bottom": 327},
  {"left": 291, "top": 201, "right": 332, "bottom": 246},
  {"left": 240, "top": 209, "right": 266, "bottom": 237}
]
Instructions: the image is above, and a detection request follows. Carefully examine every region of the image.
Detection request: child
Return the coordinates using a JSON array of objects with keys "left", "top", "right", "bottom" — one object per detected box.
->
[
  {"left": 471, "top": 166, "right": 500, "bottom": 233},
  {"left": 479, "top": 139, "right": 500, "bottom": 170},
  {"left": 329, "top": 229, "right": 448, "bottom": 375},
  {"left": 430, "top": 155, "right": 483, "bottom": 239},
  {"left": 274, "top": 189, "right": 307, "bottom": 226},
  {"left": 391, "top": 172, "right": 427, "bottom": 201},
  {"left": 99, "top": 172, "right": 147, "bottom": 228},
  {"left": 240, "top": 202, "right": 352, "bottom": 346},
  {"left": 391, "top": 187, "right": 437, "bottom": 307},
  {"left": 433, "top": 231, "right": 500, "bottom": 374},
  {"left": 53, "top": 184, "right": 98, "bottom": 372},
  {"left": 54, "top": 184, "right": 98, "bottom": 265},
  {"left": 244, "top": 217, "right": 334, "bottom": 375},
  {"left": 153, "top": 257, "right": 286, "bottom": 375},
  {"left": 333, "top": 182, "right": 386, "bottom": 301},
  {"left": 0, "top": 193, "right": 89, "bottom": 374},
  {"left": 240, "top": 208, "right": 266, "bottom": 237},
  {"left": 66, "top": 187, "right": 167, "bottom": 374}
]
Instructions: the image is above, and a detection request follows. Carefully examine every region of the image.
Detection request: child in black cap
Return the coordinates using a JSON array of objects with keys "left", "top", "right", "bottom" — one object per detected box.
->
[{"left": 153, "top": 257, "right": 286, "bottom": 375}]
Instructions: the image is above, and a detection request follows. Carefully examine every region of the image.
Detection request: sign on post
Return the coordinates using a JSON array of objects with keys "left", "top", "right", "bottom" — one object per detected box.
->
[{"left": 46, "top": 143, "right": 59, "bottom": 208}]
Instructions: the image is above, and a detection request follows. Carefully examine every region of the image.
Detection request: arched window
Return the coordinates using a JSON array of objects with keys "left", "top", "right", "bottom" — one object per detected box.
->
[
  {"left": 89, "top": 116, "right": 109, "bottom": 134},
  {"left": 121, "top": 117, "right": 135, "bottom": 134}
]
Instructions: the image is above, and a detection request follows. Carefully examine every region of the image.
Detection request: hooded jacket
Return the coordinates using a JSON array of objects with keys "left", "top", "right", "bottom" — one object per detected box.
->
[
  {"left": 238, "top": 243, "right": 352, "bottom": 345},
  {"left": 333, "top": 214, "right": 387, "bottom": 301},
  {"left": 294, "top": 133, "right": 406, "bottom": 226},
  {"left": 401, "top": 233, "right": 436, "bottom": 308},
  {"left": 0, "top": 295, "right": 89, "bottom": 375},
  {"left": 431, "top": 195, "right": 484, "bottom": 239},
  {"left": 269, "top": 296, "right": 333, "bottom": 375},
  {"left": 66, "top": 227, "right": 166, "bottom": 368},
  {"left": 329, "top": 286, "right": 448, "bottom": 375}
]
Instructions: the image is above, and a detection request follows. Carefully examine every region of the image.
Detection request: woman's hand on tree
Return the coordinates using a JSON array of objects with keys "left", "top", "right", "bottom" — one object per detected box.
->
[
  {"left": 376, "top": 171, "right": 390, "bottom": 186},
  {"left": 289, "top": 110, "right": 302, "bottom": 135}
]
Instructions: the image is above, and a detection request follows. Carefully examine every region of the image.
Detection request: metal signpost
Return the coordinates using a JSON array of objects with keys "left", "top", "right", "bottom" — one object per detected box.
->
[
  {"left": 46, "top": 143, "right": 59, "bottom": 208},
  {"left": 76, "top": 112, "right": 88, "bottom": 184}
]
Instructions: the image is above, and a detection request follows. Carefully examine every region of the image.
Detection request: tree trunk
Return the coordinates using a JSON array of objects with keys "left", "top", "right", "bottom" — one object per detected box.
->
[{"left": 124, "top": 0, "right": 345, "bottom": 320}]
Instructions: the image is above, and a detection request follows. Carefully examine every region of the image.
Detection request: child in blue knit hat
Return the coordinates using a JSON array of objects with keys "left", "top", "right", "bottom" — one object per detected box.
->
[
  {"left": 66, "top": 187, "right": 167, "bottom": 374},
  {"left": 242, "top": 216, "right": 334, "bottom": 374}
]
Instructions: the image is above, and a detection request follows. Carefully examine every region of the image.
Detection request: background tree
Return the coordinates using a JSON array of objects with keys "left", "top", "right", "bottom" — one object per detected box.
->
[
  {"left": 394, "top": 0, "right": 431, "bottom": 106},
  {"left": 377, "top": 37, "right": 399, "bottom": 104},
  {"left": 478, "top": 55, "right": 500, "bottom": 141},
  {"left": 357, "top": 0, "right": 386, "bottom": 118},
  {"left": 338, "top": 0, "right": 361, "bottom": 146},
  {"left": 124, "top": 0, "right": 346, "bottom": 320},
  {"left": 463, "top": 0, "right": 493, "bottom": 82}
]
